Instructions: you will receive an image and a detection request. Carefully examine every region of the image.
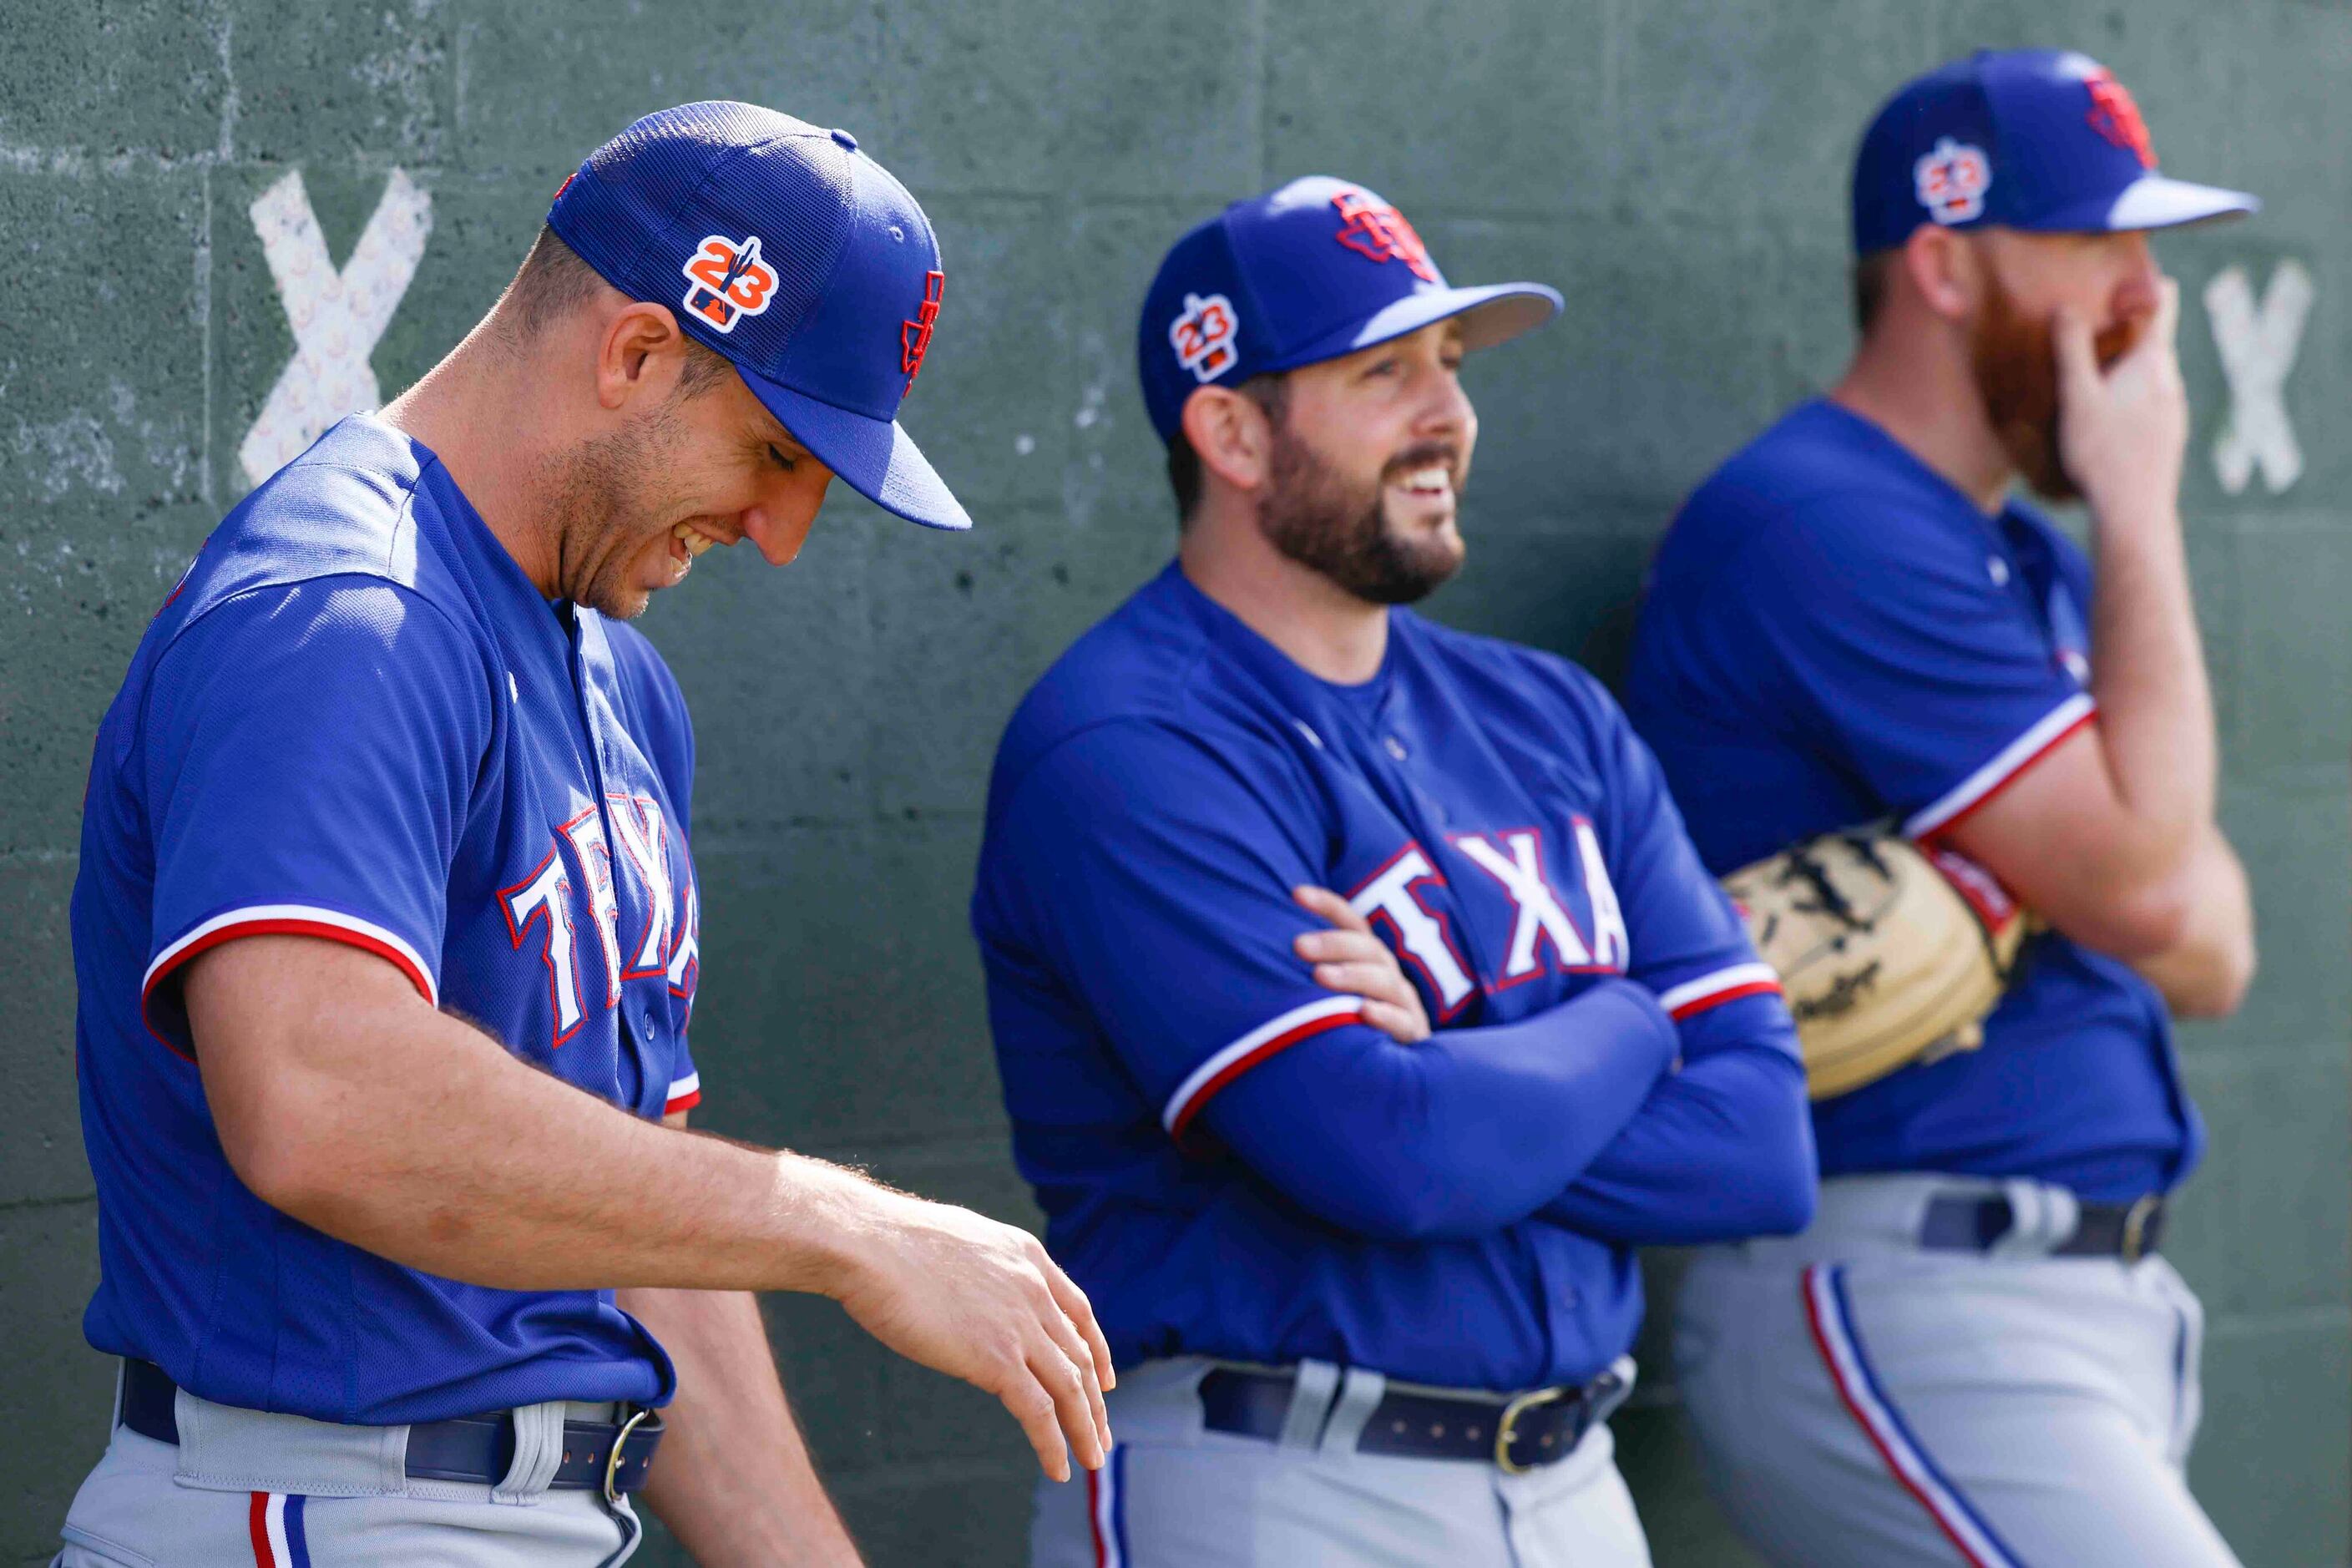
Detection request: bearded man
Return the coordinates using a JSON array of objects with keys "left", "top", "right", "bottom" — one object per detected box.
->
[
  {"left": 58, "top": 104, "right": 1112, "bottom": 1568},
  {"left": 972, "top": 177, "right": 1817, "bottom": 1566},
  {"left": 1624, "top": 52, "right": 2258, "bottom": 1567}
]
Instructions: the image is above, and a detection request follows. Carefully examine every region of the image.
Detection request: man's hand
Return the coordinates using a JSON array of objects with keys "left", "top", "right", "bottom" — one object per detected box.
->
[
  {"left": 824, "top": 1182, "right": 1115, "bottom": 1482},
  {"left": 1292, "top": 885, "right": 1431, "bottom": 1044},
  {"left": 2056, "top": 276, "right": 2187, "bottom": 528}
]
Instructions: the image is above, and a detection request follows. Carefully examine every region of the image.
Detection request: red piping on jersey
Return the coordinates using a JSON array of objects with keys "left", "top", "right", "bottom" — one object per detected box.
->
[
  {"left": 1166, "top": 1004, "right": 1364, "bottom": 1143},
  {"left": 1669, "top": 978, "right": 1783, "bottom": 1021},
  {"left": 144, "top": 917, "right": 435, "bottom": 1061},
  {"left": 1919, "top": 709, "right": 2096, "bottom": 846}
]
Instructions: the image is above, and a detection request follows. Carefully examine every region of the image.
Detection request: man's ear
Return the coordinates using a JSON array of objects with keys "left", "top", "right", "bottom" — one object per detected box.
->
[
  {"left": 1902, "top": 225, "right": 1980, "bottom": 325},
  {"left": 594, "top": 301, "right": 690, "bottom": 412},
  {"left": 1180, "top": 384, "right": 1277, "bottom": 495}
]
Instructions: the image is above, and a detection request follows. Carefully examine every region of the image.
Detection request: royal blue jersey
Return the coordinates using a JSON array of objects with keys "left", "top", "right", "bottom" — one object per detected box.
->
[
  {"left": 974, "top": 564, "right": 1813, "bottom": 1392},
  {"left": 1626, "top": 399, "right": 2200, "bottom": 1204},
  {"left": 71, "top": 416, "right": 706, "bottom": 1425}
]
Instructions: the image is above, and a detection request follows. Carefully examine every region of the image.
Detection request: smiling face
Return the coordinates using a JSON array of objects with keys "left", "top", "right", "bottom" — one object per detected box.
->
[
  {"left": 546, "top": 356, "right": 835, "bottom": 620},
  {"left": 1252, "top": 318, "right": 1479, "bottom": 604}
]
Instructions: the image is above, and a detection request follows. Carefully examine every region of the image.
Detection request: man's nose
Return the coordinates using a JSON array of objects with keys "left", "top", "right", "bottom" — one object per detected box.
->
[
  {"left": 1417, "top": 370, "right": 1476, "bottom": 438},
  {"left": 738, "top": 506, "right": 801, "bottom": 566},
  {"left": 2116, "top": 238, "right": 2164, "bottom": 314}
]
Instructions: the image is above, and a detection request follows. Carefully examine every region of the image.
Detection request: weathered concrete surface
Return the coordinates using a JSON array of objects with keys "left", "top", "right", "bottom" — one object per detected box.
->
[{"left": 3, "top": 3, "right": 2344, "bottom": 1561}]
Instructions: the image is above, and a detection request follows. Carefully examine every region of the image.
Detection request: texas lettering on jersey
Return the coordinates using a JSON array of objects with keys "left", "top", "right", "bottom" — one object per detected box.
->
[
  {"left": 1350, "top": 821, "right": 1630, "bottom": 1022},
  {"left": 501, "top": 792, "right": 701, "bottom": 1050}
]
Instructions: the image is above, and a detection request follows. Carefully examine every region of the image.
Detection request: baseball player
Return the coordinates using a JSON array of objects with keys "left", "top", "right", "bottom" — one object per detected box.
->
[
  {"left": 58, "top": 104, "right": 1112, "bottom": 1568},
  {"left": 972, "top": 178, "right": 1818, "bottom": 1565},
  {"left": 1623, "top": 52, "right": 2258, "bottom": 1567}
]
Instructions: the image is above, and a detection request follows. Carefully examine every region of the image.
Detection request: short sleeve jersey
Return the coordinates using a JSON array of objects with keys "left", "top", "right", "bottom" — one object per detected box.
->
[
  {"left": 1624, "top": 400, "right": 2199, "bottom": 1202},
  {"left": 71, "top": 416, "right": 706, "bottom": 1425},
  {"left": 974, "top": 564, "right": 1788, "bottom": 1389}
]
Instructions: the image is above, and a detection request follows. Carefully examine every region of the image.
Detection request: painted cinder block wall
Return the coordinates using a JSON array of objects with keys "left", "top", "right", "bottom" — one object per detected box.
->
[{"left": 3, "top": 3, "right": 2344, "bottom": 1562}]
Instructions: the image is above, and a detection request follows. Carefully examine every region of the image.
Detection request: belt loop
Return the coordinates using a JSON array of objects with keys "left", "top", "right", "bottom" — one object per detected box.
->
[
  {"left": 1593, "top": 1355, "right": 1637, "bottom": 1425},
  {"left": 1989, "top": 1178, "right": 2078, "bottom": 1258},
  {"left": 493, "top": 1401, "right": 565, "bottom": 1504},
  {"left": 1276, "top": 1360, "right": 1341, "bottom": 1450},
  {"left": 1317, "top": 1365, "right": 1387, "bottom": 1455}
]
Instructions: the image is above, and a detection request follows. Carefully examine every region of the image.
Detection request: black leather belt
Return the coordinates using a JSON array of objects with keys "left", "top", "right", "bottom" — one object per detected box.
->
[
  {"left": 1199, "top": 1363, "right": 1626, "bottom": 1474},
  {"left": 119, "top": 1360, "right": 663, "bottom": 1497},
  {"left": 1920, "top": 1192, "right": 2166, "bottom": 1262}
]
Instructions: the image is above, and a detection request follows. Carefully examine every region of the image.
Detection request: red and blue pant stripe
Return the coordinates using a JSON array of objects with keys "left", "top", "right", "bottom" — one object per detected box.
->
[
  {"left": 1803, "top": 1263, "right": 2028, "bottom": 1568},
  {"left": 248, "top": 1491, "right": 312, "bottom": 1567},
  {"left": 1085, "top": 1444, "right": 1130, "bottom": 1567}
]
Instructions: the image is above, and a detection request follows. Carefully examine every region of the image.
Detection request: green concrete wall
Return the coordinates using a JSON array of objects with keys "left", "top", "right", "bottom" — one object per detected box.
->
[{"left": 3, "top": 3, "right": 2344, "bottom": 1562}]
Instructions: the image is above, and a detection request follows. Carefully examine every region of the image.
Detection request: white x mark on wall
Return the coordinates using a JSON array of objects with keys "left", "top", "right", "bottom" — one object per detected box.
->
[
  {"left": 2204, "top": 260, "right": 2313, "bottom": 497},
  {"left": 238, "top": 169, "right": 434, "bottom": 488}
]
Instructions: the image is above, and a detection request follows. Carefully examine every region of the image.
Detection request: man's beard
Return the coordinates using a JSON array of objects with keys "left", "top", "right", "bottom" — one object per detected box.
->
[
  {"left": 1256, "top": 422, "right": 1465, "bottom": 606},
  {"left": 539, "top": 400, "right": 690, "bottom": 620},
  {"left": 1971, "top": 271, "right": 2142, "bottom": 503}
]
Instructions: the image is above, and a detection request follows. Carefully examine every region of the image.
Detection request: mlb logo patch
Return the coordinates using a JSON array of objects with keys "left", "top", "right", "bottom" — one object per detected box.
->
[
  {"left": 1331, "top": 190, "right": 1437, "bottom": 282},
  {"left": 1171, "top": 291, "right": 1241, "bottom": 383},
  {"left": 680, "top": 233, "right": 778, "bottom": 333},
  {"left": 1914, "top": 138, "right": 1992, "bottom": 225}
]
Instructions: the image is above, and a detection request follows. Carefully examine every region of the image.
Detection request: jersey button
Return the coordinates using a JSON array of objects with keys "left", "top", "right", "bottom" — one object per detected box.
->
[{"left": 1384, "top": 736, "right": 1409, "bottom": 761}]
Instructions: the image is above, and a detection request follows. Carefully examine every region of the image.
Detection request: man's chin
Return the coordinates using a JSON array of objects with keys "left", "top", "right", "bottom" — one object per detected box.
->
[
  {"left": 1351, "top": 539, "right": 1465, "bottom": 605},
  {"left": 599, "top": 589, "right": 656, "bottom": 621}
]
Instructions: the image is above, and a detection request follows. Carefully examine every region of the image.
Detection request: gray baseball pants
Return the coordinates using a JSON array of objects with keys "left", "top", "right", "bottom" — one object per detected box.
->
[
  {"left": 1674, "top": 1173, "right": 2239, "bottom": 1568},
  {"left": 53, "top": 1371, "right": 641, "bottom": 1566},
  {"left": 1030, "top": 1356, "right": 1652, "bottom": 1567}
]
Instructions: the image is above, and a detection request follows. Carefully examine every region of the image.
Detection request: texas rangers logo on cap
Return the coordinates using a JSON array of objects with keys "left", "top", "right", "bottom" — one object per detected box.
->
[
  {"left": 901, "top": 270, "right": 944, "bottom": 397},
  {"left": 1914, "top": 137, "right": 1992, "bottom": 225},
  {"left": 2081, "top": 64, "right": 2156, "bottom": 167},
  {"left": 1332, "top": 189, "right": 1437, "bottom": 282},
  {"left": 1170, "top": 292, "right": 1240, "bottom": 384},
  {"left": 680, "top": 233, "right": 778, "bottom": 333}
]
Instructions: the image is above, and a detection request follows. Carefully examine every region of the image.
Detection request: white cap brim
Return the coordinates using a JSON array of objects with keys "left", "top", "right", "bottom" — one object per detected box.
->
[{"left": 2105, "top": 174, "right": 2260, "bottom": 231}]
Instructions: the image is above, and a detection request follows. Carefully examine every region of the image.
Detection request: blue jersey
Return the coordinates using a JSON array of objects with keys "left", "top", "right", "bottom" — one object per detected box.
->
[
  {"left": 1625, "top": 399, "right": 2200, "bottom": 1204},
  {"left": 974, "top": 564, "right": 1812, "bottom": 1392},
  {"left": 71, "top": 417, "right": 706, "bottom": 1426}
]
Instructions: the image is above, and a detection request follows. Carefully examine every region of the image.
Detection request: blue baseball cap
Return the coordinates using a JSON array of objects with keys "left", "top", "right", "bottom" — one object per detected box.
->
[
  {"left": 548, "top": 101, "right": 969, "bottom": 532},
  {"left": 1137, "top": 177, "right": 1561, "bottom": 444},
  {"left": 1853, "top": 50, "right": 2257, "bottom": 255}
]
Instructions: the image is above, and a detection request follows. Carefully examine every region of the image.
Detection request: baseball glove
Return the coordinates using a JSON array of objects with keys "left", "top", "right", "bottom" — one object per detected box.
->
[{"left": 1723, "top": 830, "right": 2028, "bottom": 1100}]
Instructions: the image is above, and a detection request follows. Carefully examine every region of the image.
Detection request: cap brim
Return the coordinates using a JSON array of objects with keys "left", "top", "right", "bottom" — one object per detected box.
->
[
  {"left": 1264, "top": 282, "right": 1564, "bottom": 374},
  {"left": 2035, "top": 174, "right": 2259, "bottom": 235},
  {"left": 736, "top": 367, "right": 974, "bottom": 533}
]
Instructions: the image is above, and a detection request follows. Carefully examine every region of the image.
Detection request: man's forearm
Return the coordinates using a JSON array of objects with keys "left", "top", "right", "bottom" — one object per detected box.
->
[
  {"left": 2130, "top": 827, "right": 2257, "bottom": 1018},
  {"left": 2087, "top": 506, "right": 2217, "bottom": 860},
  {"left": 192, "top": 939, "right": 880, "bottom": 1295},
  {"left": 1208, "top": 976, "right": 1679, "bottom": 1240},
  {"left": 1540, "top": 1035, "right": 1814, "bottom": 1247},
  {"left": 622, "top": 1283, "right": 862, "bottom": 1568}
]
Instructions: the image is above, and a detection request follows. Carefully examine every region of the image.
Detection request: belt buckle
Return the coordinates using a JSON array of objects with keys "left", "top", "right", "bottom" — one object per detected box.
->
[
  {"left": 604, "top": 1406, "right": 652, "bottom": 1505},
  {"left": 1493, "top": 1385, "right": 1568, "bottom": 1475},
  {"left": 2119, "top": 1194, "right": 2160, "bottom": 1264}
]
